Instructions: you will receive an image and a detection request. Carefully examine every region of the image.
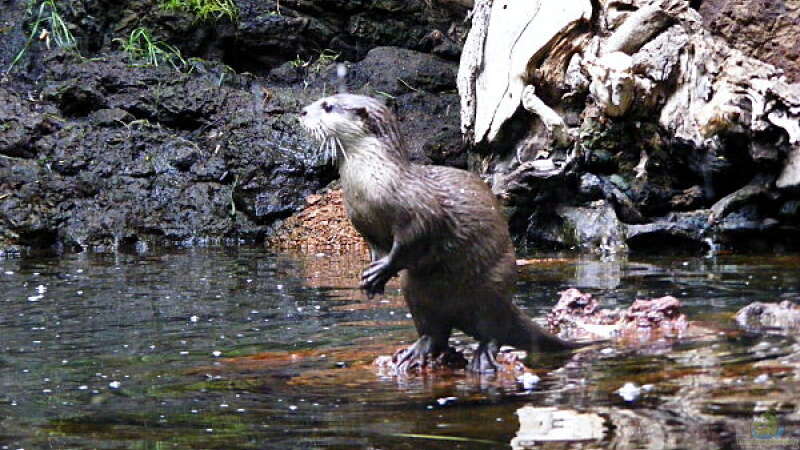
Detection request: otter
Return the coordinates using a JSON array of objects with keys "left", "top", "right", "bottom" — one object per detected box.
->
[{"left": 299, "top": 94, "right": 578, "bottom": 372}]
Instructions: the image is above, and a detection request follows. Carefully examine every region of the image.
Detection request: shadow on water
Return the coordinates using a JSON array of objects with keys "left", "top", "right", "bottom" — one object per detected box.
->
[{"left": 0, "top": 248, "right": 799, "bottom": 448}]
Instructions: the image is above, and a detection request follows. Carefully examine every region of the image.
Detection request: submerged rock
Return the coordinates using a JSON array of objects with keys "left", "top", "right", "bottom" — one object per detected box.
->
[
  {"left": 548, "top": 288, "right": 689, "bottom": 340},
  {"left": 736, "top": 301, "right": 800, "bottom": 331}
]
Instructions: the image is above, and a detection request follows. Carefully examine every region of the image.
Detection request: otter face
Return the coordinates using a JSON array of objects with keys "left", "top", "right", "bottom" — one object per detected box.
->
[{"left": 299, "top": 94, "right": 405, "bottom": 162}]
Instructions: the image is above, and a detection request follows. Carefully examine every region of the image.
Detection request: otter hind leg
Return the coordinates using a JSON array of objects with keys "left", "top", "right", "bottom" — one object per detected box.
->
[
  {"left": 468, "top": 340, "right": 500, "bottom": 373},
  {"left": 393, "top": 326, "right": 463, "bottom": 374}
]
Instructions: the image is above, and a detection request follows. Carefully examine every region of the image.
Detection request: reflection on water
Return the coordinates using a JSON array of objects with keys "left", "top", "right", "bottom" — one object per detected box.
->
[{"left": 0, "top": 248, "right": 798, "bottom": 448}]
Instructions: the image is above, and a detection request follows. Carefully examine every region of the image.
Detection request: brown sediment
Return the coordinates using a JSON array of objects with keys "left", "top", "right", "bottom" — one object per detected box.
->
[
  {"left": 515, "top": 257, "right": 574, "bottom": 267},
  {"left": 295, "top": 252, "right": 402, "bottom": 291},
  {"left": 188, "top": 343, "right": 402, "bottom": 375},
  {"left": 332, "top": 296, "right": 406, "bottom": 311},
  {"left": 267, "top": 189, "right": 369, "bottom": 255}
]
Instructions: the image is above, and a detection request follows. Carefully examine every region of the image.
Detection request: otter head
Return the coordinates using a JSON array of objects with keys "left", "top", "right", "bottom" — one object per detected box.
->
[{"left": 299, "top": 94, "right": 407, "bottom": 163}]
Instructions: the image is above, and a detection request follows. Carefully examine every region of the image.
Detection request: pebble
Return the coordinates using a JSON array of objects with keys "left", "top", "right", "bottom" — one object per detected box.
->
[
  {"left": 518, "top": 372, "right": 541, "bottom": 390},
  {"left": 436, "top": 397, "right": 457, "bottom": 406},
  {"left": 617, "top": 382, "right": 642, "bottom": 402}
]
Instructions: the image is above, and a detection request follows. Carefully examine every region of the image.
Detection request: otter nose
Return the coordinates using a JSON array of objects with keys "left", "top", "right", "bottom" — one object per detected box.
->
[{"left": 300, "top": 108, "right": 308, "bottom": 117}]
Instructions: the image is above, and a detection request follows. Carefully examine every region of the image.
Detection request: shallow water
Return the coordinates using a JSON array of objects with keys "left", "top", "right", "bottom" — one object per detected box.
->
[{"left": 1, "top": 248, "right": 799, "bottom": 449}]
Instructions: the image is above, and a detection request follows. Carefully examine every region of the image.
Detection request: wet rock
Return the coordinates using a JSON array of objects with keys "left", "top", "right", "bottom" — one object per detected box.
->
[
  {"left": 622, "top": 296, "right": 686, "bottom": 331},
  {"left": 736, "top": 301, "right": 800, "bottom": 331},
  {"left": 547, "top": 288, "right": 689, "bottom": 340},
  {"left": 625, "top": 210, "right": 710, "bottom": 253},
  {"left": 0, "top": 88, "right": 61, "bottom": 158},
  {"left": 0, "top": 1, "right": 31, "bottom": 71},
  {"left": 527, "top": 201, "right": 628, "bottom": 253},
  {"left": 346, "top": 46, "right": 458, "bottom": 96},
  {"left": 226, "top": 0, "right": 466, "bottom": 73},
  {"left": 89, "top": 108, "right": 134, "bottom": 127},
  {"left": 547, "top": 288, "right": 620, "bottom": 331},
  {"left": 0, "top": 52, "right": 333, "bottom": 251}
]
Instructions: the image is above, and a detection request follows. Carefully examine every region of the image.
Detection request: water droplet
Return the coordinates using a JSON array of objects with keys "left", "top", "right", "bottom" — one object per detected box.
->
[{"left": 616, "top": 382, "right": 641, "bottom": 402}]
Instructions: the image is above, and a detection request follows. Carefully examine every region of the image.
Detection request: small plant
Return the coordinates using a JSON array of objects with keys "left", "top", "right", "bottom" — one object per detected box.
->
[
  {"left": 116, "top": 27, "right": 186, "bottom": 70},
  {"left": 160, "top": 0, "right": 239, "bottom": 22},
  {"left": 289, "top": 49, "right": 340, "bottom": 74},
  {"left": 6, "top": 0, "right": 77, "bottom": 74}
]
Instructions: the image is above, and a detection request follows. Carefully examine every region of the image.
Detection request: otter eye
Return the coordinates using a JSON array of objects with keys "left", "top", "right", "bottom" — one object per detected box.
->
[{"left": 321, "top": 101, "right": 333, "bottom": 113}]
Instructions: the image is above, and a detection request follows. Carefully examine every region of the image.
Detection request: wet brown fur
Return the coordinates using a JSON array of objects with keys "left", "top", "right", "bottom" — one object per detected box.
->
[{"left": 300, "top": 94, "right": 575, "bottom": 371}]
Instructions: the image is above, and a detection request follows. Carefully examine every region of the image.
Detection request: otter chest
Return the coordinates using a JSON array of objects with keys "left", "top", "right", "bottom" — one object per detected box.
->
[{"left": 339, "top": 161, "right": 398, "bottom": 251}]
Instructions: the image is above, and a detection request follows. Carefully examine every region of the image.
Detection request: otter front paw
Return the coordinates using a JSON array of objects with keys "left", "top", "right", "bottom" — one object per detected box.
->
[{"left": 360, "top": 257, "right": 395, "bottom": 298}]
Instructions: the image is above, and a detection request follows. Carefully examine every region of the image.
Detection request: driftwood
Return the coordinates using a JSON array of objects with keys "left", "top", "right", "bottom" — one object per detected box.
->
[
  {"left": 459, "top": 0, "right": 800, "bottom": 252},
  {"left": 457, "top": 0, "right": 592, "bottom": 144}
]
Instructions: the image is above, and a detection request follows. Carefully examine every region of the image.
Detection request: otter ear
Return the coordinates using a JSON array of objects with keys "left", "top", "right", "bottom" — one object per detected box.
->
[
  {"left": 351, "top": 107, "right": 370, "bottom": 122},
  {"left": 350, "top": 107, "right": 383, "bottom": 137}
]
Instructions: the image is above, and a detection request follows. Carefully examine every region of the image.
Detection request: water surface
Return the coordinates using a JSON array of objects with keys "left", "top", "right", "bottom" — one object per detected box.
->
[{"left": 1, "top": 248, "right": 798, "bottom": 448}]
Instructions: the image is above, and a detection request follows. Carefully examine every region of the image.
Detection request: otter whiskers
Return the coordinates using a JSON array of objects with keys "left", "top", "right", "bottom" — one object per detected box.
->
[{"left": 309, "top": 126, "right": 347, "bottom": 165}]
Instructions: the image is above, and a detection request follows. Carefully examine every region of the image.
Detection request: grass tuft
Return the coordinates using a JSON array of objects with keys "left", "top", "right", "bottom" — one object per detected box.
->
[
  {"left": 115, "top": 27, "right": 186, "bottom": 71},
  {"left": 6, "top": 0, "right": 78, "bottom": 74},
  {"left": 160, "top": 0, "right": 239, "bottom": 22}
]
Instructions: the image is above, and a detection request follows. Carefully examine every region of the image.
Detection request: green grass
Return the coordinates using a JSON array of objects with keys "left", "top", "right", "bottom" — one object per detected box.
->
[
  {"left": 290, "top": 49, "right": 340, "bottom": 72},
  {"left": 6, "top": 0, "right": 77, "bottom": 74},
  {"left": 116, "top": 27, "right": 186, "bottom": 70},
  {"left": 160, "top": 0, "right": 239, "bottom": 22}
]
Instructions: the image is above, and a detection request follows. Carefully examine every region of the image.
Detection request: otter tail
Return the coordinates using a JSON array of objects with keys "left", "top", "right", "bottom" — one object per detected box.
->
[{"left": 507, "top": 305, "right": 584, "bottom": 353}]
